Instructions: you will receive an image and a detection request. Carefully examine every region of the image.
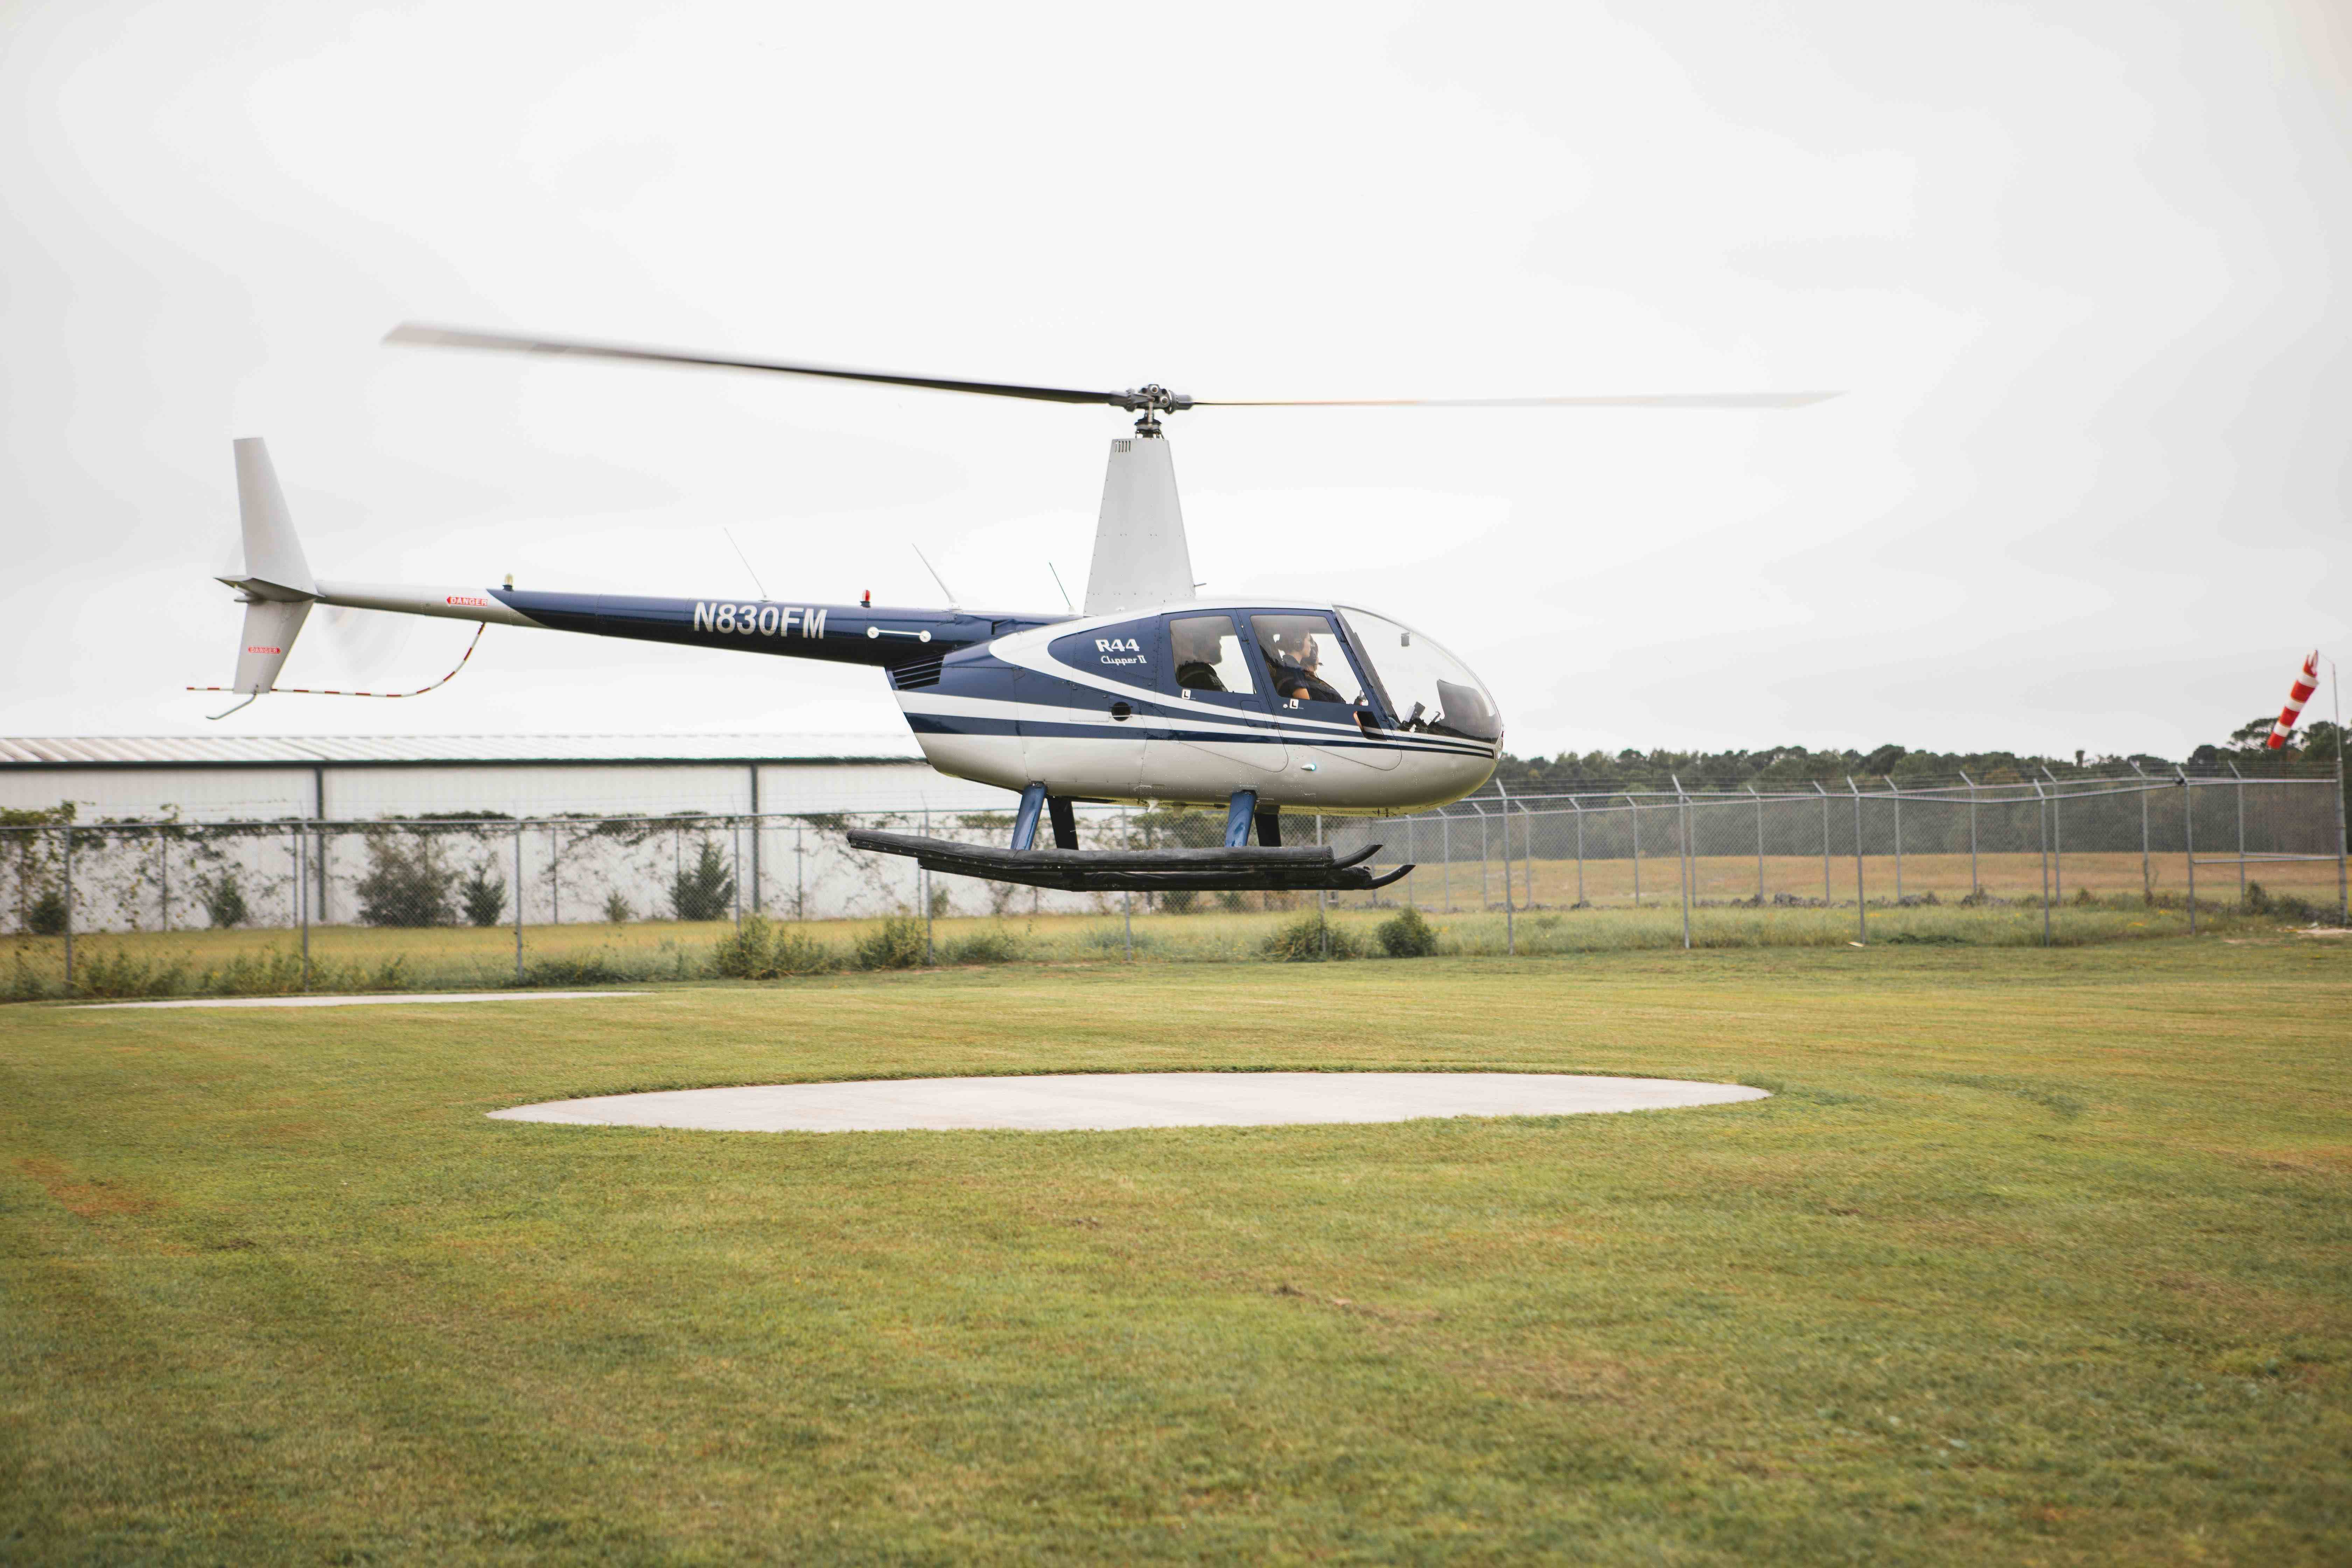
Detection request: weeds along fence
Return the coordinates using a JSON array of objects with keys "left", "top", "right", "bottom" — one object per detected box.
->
[{"left": 4, "top": 768, "right": 2344, "bottom": 995}]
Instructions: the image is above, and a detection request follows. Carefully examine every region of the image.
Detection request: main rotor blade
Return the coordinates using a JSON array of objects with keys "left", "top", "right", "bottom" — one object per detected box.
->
[
  {"left": 384, "top": 324, "right": 1131, "bottom": 407},
  {"left": 1194, "top": 392, "right": 1839, "bottom": 409}
]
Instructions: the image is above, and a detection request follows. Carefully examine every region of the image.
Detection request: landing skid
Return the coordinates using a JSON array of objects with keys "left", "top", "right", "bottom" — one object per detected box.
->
[{"left": 846, "top": 831, "right": 1414, "bottom": 893}]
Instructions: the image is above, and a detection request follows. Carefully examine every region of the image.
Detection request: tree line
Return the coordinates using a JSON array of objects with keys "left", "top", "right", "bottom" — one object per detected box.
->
[{"left": 1486, "top": 718, "right": 2345, "bottom": 796}]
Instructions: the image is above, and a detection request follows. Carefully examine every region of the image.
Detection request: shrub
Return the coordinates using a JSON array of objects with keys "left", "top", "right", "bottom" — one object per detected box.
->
[
  {"left": 26, "top": 889, "right": 68, "bottom": 936},
  {"left": 460, "top": 865, "right": 508, "bottom": 927},
  {"left": 670, "top": 839, "right": 736, "bottom": 922},
  {"left": 713, "top": 914, "right": 839, "bottom": 979},
  {"left": 525, "top": 953, "right": 626, "bottom": 987},
  {"left": 1262, "top": 914, "right": 1362, "bottom": 962},
  {"left": 191, "top": 949, "right": 307, "bottom": 996},
  {"left": 199, "top": 868, "right": 248, "bottom": 929},
  {"left": 355, "top": 836, "right": 457, "bottom": 927},
  {"left": 1377, "top": 905, "right": 1439, "bottom": 957},
  {"left": 69, "top": 946, "right": 188, "bottom": 998},
  {"left": 944, "top": 925, "right": 1024, "bottom": 965},
  {"left": 603, "top": 891, "right": 631, "bottom": 925},
  {"left": 855, "top": 915, "right": 930, "bottom": 970}
]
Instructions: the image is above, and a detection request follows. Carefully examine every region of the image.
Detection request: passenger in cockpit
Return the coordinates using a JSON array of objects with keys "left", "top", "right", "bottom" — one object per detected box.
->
[
  {"left": 1273, "top": 634, "right": 1345, "bottom": 705},
  {"left": 1173, "top": 621, "right": 1227, "bottom": 693}
]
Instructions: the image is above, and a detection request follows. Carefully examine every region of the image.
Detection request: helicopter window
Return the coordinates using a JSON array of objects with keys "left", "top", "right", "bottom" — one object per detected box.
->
[
  {"left": 1335, "top": 607, "right": 1502, "bottom": 742},
  {"left": 1049, "top": 618, "right": 1163, "bottom": 690},
  {"left": 1169, "top": 616, "right": 1254, "bottom": 697},
  {"left": 1249, "top": 614, "right": 1372, "bottom": 715}
]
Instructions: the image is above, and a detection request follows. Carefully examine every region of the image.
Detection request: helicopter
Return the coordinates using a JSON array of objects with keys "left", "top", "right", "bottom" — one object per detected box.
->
[{"left": 209, "top": 326, "right": 1832, "bottom": 893}]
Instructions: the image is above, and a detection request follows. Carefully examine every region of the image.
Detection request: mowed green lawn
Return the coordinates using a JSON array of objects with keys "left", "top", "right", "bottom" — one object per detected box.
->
[{"left": 4, "top": 942, "right": 2348, "bottom": 1564}]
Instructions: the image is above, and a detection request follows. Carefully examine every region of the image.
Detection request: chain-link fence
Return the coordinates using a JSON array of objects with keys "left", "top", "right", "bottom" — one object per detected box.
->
[{"left": 5, "top": 768, "right": 2344, "bottom": 996}]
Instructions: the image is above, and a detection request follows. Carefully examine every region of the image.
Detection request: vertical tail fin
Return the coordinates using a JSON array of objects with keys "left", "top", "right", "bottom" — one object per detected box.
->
[
  {"left": 217, "top": 438, "right": 318, "bottom": 695},
  {"left": 230, "top": 437, "right": 315, "bottom": 597}
]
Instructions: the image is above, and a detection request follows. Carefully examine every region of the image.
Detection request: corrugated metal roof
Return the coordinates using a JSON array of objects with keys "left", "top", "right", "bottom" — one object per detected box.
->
[{"left": 0, "top": 734, "right": 924, "bottom": 766}]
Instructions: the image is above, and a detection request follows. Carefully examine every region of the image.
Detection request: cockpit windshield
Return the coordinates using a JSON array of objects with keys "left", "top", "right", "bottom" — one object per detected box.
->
[{"left": 1336, "top": 607, "right": 1503, "bottom": 743}]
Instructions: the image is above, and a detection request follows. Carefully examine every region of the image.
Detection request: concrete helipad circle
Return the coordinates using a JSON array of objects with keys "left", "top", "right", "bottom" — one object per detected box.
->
[{"left": 490, "top": 1073, "right": 1767, "bottom": 1133}]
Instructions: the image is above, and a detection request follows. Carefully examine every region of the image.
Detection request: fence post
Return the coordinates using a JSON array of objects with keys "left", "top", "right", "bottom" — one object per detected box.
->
[
  {"left": 2179, "top": 769, "right": 2198, "bottom": 934},
  {"left": 1478, "top": 805, "right": 1489, "bottom": 909},
  {"left": 513, "top": 821, "right": 524, "bottom": 984},
  {"left": 1884, "top": 775, "right": 1903, "bottom": 902},
  {"left": 733, "top": 820, "right": 743, "bottom": 929},
  {"left": 1443, "top": 811, "right": 1451, "bottom": 911},
  {"left": 796, "top": 824, "right": 806, "bottom": 920},
  {"left": 2334, "top": 657, "right": 2350, "bottom": 927},
  {"left": 1814, "top": 782, "right": 1832, "bottom": 906},
  {"left": 61, "top": 826, "right": 74, "bottom": 994},
  {"left": 2228, "top": 761, "right": 2247, "bottom": 904},
  {"left": 2128, "top": 760, "right": 2152, "bottom": 902},
  {"left": 1958, "top": 770, "right": 1980, "bottom": 897},
  {"left": 1673, "top": 776, "right": 1691, "bottom": 950},
  {"left": 1573, "top": 798, "right": 1586, "bottom": 907},
  {"left": 1847, "top": 778, "right": 1866, "bottom": 944},
  {"left": 1315, "top": 813, "right": 1326, "bottom": 960},
  {"left": 1749, "top": 784, "right": 1764, "bottom": 904},
  {"left": 2035, "top": 780, "right": 2052, "bottom": 946},
  {"left": 1495, "top": 781, "right": 1514, "bottom": 955},
  {"left": 1628, "top": 793, "right": 1642, "bottom": 906},
  {"left": 748, "top": 764, "right": 762, "bottom": 913},
  {"left": 2053, "top": 774, "right": 2064, "bottom": 904},
  {"left": 550, "top": 824, "right": 560, "bottom": 926},
  {"left": 1406, "top": 814, "right": 1416, "bottom": 909},
  {"left": 157, "top": 831, "right": 169, "bottom": 933},
  {"left": 924, "top": 805, "right": 936, "bottom": 964},
  {"left": 1520, "top": 801, "right": 1534, "bottom": 910},
  {"left": 297, "top": 825, "right": 310, "bottom": 992}
]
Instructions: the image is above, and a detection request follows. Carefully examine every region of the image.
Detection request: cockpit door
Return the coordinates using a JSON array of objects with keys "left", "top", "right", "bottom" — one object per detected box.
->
[
  {"left": 1152, "top": 611, "right": 1288, "bottom": 790},
  {"left": 1250, "top": 611, "right": 1400, "bottom": 774}
]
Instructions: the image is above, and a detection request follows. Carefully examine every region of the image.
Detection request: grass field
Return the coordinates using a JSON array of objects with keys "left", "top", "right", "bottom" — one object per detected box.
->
[
  {"left": 7, "top": 852, "right": 2346, "bottom": 1000},
  {"left": 4, "top": 939, "right": 2349, "bottom": 1562}
]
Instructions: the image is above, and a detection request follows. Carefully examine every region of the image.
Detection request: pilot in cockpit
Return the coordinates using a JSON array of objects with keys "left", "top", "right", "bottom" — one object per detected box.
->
[{"left": 1272, "top": 633, "right": 1345, "bottom": 706}]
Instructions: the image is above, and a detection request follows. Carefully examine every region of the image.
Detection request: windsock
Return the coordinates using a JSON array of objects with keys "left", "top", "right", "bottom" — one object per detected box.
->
[{"left": 2267, "top": 650, "right": 2320, "bottom": 749}]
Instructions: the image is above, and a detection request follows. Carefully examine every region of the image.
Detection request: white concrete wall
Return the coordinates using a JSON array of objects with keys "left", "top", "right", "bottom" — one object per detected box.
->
[
  {"left": 2, "top": 760, "right": 1016, "bottom": 824},
  {"left": 0, "top": 767, "right": 318, "bottom": 822}
]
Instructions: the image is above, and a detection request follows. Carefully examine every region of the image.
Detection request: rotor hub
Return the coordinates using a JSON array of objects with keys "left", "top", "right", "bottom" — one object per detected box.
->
[{"left": 1113, "top": 383, "right": 1193, "bottom": 435}]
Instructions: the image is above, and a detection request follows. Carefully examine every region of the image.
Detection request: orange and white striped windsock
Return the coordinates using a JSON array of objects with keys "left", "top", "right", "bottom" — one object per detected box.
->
[{"left": 2267, "top": 650, "right": 2320, "bottom": 749}]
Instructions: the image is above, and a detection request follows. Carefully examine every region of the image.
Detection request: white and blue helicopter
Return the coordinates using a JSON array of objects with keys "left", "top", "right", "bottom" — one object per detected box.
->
[{"left": 211, "top": 327, "right": 1830, "bottom": 893}]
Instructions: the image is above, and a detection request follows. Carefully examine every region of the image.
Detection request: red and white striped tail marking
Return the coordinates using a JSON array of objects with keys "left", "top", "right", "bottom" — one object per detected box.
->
[{"left": 2267, "top": 649, "right": 2320, "bottom": 749}]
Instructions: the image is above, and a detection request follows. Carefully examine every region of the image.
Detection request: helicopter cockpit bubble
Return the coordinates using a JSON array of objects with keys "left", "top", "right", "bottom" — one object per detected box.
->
[{"left": 1335, "top": 607, "right": 1502, "bottom": 744}]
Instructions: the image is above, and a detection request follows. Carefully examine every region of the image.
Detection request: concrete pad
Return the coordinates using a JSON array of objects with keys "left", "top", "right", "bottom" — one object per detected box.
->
[
  {"left": 78, "top": 990, "right": 644, "bottom": 1011},
  {"left": 491, "top": 1072, "right": 1768, "bottom": 1133}
]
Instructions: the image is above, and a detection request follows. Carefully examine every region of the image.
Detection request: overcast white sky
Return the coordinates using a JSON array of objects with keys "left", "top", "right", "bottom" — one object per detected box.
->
[{"left": 4, "top": 0, "right": 2347, "bottom": 760}]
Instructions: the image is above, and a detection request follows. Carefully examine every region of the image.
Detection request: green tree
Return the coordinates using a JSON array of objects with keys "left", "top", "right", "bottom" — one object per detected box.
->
[
  {"left": 460, "top": 865, "right": 507, "bottom": 927},
  {"left": 355, "top": 835, "right": 457, "bottom": 927},
  {"left": 668, "top": 839, "right": 735, "bottom": 922}
]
